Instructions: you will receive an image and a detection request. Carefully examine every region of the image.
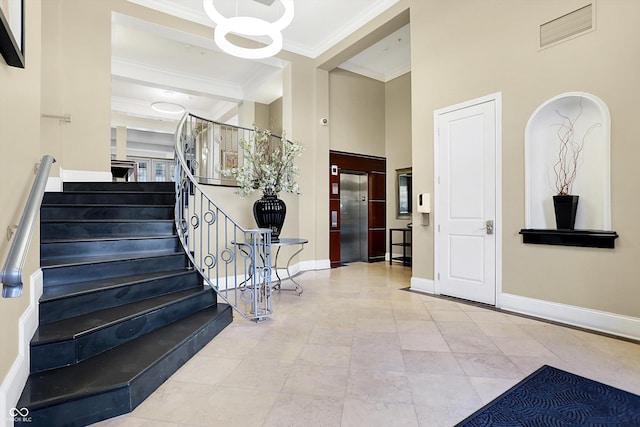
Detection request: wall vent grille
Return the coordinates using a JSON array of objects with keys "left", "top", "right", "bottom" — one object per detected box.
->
[{"left": 540, "top": 4, "right": 593, "bottom": 48}]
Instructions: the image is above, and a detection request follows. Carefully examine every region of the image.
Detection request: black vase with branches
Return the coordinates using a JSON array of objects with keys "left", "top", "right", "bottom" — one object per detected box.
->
[{"left": 552, "top": 98, "right": 601, "bottom": 230}]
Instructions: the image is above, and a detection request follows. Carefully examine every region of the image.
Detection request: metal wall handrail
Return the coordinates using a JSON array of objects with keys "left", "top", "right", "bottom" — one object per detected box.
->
[
  {"left": 1, "top": 155, "right": 56, "bottom": 298},
  {"left": 175, "top": 113, "right": 273, "bottom": 321}
]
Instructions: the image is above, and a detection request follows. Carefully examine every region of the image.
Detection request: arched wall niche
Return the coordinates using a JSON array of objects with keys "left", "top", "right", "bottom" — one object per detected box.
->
[{"left": 525, "top": 92, "right": 611, "bottom": 230}]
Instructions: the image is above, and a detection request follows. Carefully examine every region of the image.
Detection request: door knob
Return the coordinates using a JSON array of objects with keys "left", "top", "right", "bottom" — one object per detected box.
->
[{"left": 481, "top": 220, "right": 494, "bottom": 235}]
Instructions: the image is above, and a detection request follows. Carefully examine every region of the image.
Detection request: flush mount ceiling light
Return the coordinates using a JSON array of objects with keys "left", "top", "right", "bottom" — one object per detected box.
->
[
  {"left": 151, "top": 102, "right": 186, "bottom": 115},
  {"left": 202, "top": 0, "right": 294, "bottom": 59}
]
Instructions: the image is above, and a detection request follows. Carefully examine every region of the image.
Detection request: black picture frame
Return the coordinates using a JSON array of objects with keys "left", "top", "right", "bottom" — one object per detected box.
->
[{"left": 0, "top": 0, "right": 24, "bottom": 68}]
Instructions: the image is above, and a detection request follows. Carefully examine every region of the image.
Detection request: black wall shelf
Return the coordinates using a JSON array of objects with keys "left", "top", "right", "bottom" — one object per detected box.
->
[{"left": 519, "top": 229, "right": 619, "bottom": 249}]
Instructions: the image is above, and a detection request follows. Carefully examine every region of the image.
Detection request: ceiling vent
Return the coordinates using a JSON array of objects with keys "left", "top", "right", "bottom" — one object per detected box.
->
[{"left": 540, "top": 4, "right": 594, "bottom": 48}]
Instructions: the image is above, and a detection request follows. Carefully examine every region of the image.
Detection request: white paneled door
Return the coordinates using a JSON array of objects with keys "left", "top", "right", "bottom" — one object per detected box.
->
[{"left": 436, "top": 97, "right": 498, "bottom": 305}]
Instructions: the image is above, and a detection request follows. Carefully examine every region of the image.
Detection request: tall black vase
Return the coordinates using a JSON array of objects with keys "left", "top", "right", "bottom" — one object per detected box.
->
[
  {"left": 253, "top": 194, "right": 286, "bottom": 241},
  {"left": 553, "top": 195, "right": 579, "bottom": 230}
]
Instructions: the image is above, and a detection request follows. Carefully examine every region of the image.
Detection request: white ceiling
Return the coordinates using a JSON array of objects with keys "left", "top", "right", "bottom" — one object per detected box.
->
[{"left": 112, "top": 0, "right": 411, "bottom": 133}]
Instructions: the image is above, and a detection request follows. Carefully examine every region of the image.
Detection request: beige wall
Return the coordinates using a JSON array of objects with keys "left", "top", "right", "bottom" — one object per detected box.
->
[
  {"left": 269, "top": 97, "right": 284, "bottom": 136},
  {"left": 0, "top": 0, "right": 42, "bottom": 384},
  {"left": 285, "top": 58, "right": 327, "bottom": 264},
  {"left": 410, "top": 0, "right": 640, "bottom": 317},
  {"left": 327, "top": 69, "right": 412, "bottom": 252},
  {"left": 329, "top": 69, "right": 386, "bottom": 157},
  {"left": 385, "top": 73, "right": 412, "bottom": 231},
  {"left": 254, "top": 102, "right": 270, "bottom": 131},
  {"left": 41, "top": 0, "right": 111, "bottom": 175}
]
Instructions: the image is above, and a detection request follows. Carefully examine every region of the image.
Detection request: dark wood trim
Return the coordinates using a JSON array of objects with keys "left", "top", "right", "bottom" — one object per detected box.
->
[
  {"left": 519, "top": 229, "right": 619, "bottom": 249},
  {"left": 329, "top": 151, "right": 387, "bottom": 266}
]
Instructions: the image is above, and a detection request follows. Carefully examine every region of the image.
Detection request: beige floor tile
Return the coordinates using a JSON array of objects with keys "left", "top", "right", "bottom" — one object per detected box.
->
[
  {"left": 245, "top": 338, "right": 306, "bottom": 364},
  {"left": 421, "top": 298, "right": 462, "bottom": 311},
  {"left": 131, "top": 381, "right": 278, "bottom": 427},
  {"left": 408, "top": 373, "right": 482, "bottom": 408},
  {"left": 281, "top": 364, "right": 350, "bottom": 397},
  {"left": 489, "top": 335, "right": 555, "bottom": 357},
  {"left": 263, "top": 393, "right": 344, "bottom": 427},
  {"left": 92, "top": 416, "right": 188, "bottom": 427},
  {"left": 307, "top": 326, "right": 355, "bottom": 347},
  {"left": 198, "top": 335, "right": 259, "bottom": 358},
  {"left": 220, "top": 358, "right": 293, "bottom": 391},
  {"left": 341, "top": 398, "right": 419, "bottom": 427},
  {"left": 456, "top": 302, "right": 493, "bottom": 312},
  {"left": 352, "top": 331, "right": 401, "bottom": 351},
  {"left": 355, "top": 298, "right": 393, "bottom": 311},
  {"left": 393, "top": 309, "right": 433, "bottom": 321},
  {"left": 469, "top": 376, "right": 522, "bottom": 404},
  {"left": 297, "top": 343, "right": 352, "bottom": 367},
  {"left": 465, "top": 310, "right": 514, "bottom": 323},
  {"left": 170, "top": 355, "right": 240, "bottom": 386},
  {"left": 399, "top": 333, "right": 450, "bottom": 352},
  {"left": 402, "top": 350, "right": 464, "bottom": 375},
  {"left": 507, "top": 355, "right": 567, "bottom": 375},
  {"left": 350, "top": 348, "right": 406, "bottom": 371},
  {"left": 90, "top": 262, "right": 640, "bottom": 427},
  {"left": 390, "top": 299, "right": 433, "bottom": 313},
  {"left": 454, "top": 353, "right": 522, "bottom": 379},
  {"left": 355, "top": 317, "right": 398, "bottom": 333},
  {"left": 347, "top": 369, "right": 413, "bottom": 403},
  {"left": 444, "top": 334, "right": 502, "bottom": 354},
  {"left": 414, "top": 405, "right": 472, "bottom": 427},
  {"left": 429, "top": 310, "right": 472, "bottom": 322},
  {"left": 356, "top": 310, "right": 396, "bottom": 324},
  {"left": 474, "top": 321, "right": 528, "bottom": 338},
  {"left": 395, "top": 319, "right": 439, "bottom": 334},
  {"left": 435, "top": 321, "right": 484, "bottom": 336}
]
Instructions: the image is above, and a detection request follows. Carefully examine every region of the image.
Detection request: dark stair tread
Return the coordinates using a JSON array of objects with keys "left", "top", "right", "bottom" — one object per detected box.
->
[
  {"left": 40, "top": 270, "right": 196, "bottom": 302},
  {"left": 41, "top": 203, "right": 174, "bottom": 208},
  {"left": 45, "top": 191, "right": 174, "bottom": 195},
  {"left": 41, "top": 219, "right": 175, "bottom": 224},
  {"left": 40, "top": 218, "right": 175, "bottom": 225},
  {"left": 32, "top": 287, "right": 211, "bottom": 345},
  {"left": 62, "top": 182, "right": 174, "bottom": 191},
  {"left": 40, "top": 219, "right": 176, "bottom": 238},
  {"left": 19, "top": 304, "right": 232, "bottom": 410},
  {"left": 41, "top": 234, "right": 178, "bottom": 244},
  {"left": 40, "top": 250, "right": 186, "bottom": 268}
]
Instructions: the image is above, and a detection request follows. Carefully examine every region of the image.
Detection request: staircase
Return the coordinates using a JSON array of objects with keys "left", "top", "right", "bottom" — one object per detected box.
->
[{"left": 15, "top": 181, "right": 233, "bottom": 426}]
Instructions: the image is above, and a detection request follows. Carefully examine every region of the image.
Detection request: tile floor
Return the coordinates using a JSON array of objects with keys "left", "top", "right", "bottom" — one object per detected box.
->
[{"left": 94, "top": 262, "right": 640, "bottom": 427}]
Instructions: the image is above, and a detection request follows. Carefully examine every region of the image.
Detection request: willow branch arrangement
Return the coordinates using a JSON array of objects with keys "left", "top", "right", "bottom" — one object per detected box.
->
[{"left": 552, "top": 100, "right": 601, "bottom": 196}]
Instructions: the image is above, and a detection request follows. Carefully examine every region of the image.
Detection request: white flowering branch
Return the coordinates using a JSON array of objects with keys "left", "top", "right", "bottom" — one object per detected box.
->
[{"left": 222, "top": 127, "right": 302, "bottom": 197}]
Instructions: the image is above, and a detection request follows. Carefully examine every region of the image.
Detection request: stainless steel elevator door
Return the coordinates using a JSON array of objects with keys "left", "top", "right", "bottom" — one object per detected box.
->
[{"left": 340, "top": 172, "right": 368, "bottom": 263}]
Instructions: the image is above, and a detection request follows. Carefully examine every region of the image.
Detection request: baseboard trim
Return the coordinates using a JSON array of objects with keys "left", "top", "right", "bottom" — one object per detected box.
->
[
  {"left": 299, "top": 259, "right": 331, "bottom": 271},
  {"left": 500, "top": 293, "right": 640, "bottom": 341},
  {"left": 410, "top": 276, "right": 435, "bottom": 294},
  {"left": 45, "top": 177, "right": 62, "bottom": 192},
  {"left": 278, "top": 259, "right": 330, "bottom": 278},
  {"left": 0, "top": 270, "right": 42, "bottom": 427},
  {"left": 60, "top": 167, "right": 112, "bottom": 182}
]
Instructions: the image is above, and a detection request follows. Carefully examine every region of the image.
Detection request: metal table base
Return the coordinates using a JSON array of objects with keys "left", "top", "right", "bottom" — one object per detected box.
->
[{"left": 271, "top": 238, "right": 308, "bottom": 296}]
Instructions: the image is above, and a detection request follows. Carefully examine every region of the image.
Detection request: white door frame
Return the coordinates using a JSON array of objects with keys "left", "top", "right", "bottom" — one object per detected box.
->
[{"left": 433, "top": 92, "right": 503, "bottom": 307}]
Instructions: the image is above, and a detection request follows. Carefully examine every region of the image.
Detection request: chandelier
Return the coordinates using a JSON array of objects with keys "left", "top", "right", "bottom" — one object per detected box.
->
[{"left": 202, "top": 0, "right": 294, "bottom": 59}]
